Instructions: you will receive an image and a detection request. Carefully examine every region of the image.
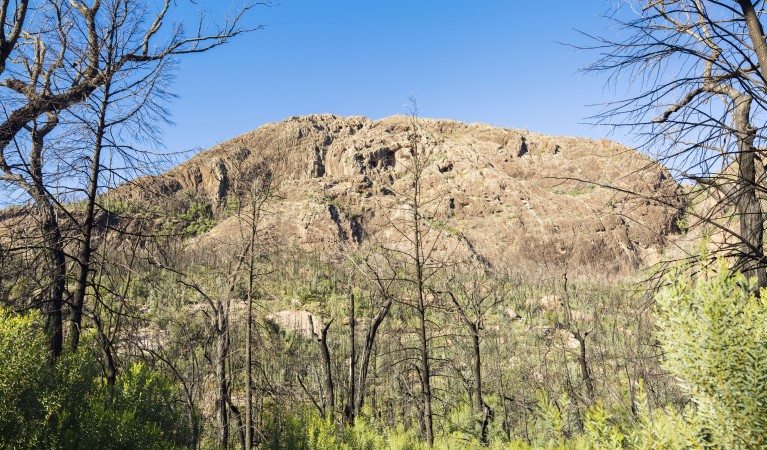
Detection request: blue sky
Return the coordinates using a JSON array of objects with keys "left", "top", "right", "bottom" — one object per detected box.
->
[{"left": 163, "top": 1, "right": 633, "bottom": 154}]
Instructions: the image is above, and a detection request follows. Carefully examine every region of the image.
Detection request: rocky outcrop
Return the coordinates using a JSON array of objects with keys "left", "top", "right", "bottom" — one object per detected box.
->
[{"left": 117, "top": 114, "right": 685, "bottom": 279}]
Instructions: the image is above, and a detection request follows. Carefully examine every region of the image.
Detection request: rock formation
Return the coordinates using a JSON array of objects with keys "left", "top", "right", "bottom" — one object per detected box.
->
[{"left": 118, "top": 114, "right": 685, "bottom": 279}]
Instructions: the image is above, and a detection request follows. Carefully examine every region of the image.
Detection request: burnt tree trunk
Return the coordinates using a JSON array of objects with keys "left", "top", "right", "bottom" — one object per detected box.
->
[
  {"left": 701, "top": 88, "right": 767, "bottom": 290},
  {"left": 216, "top": 299, "right": 230, "bottom": 448},
  {"left": 575, "top": 331, "right": 594, "bottom": 403},
  {"left": 310, "top": 315, "right": 334, "bottom": 419},
  {"left": 354, "top": 298, "right": 392, "bottom": 417},
  {"left": 29, "top": 116, "right": 63, "bottom": 359},
  {"left": 735, "top": 118, "right": 766, "bottom": 289},
  {"left": 416, "top": 289, "right": 433, "bottom": 446},
  {"left": 345, "top": 291, "right": 356, "bottom": 423},
  {"left": 70, "top": 80, "right": 111, "bottom": 352},
  {"left": 469, "top": 322, "right": 493, "bottom": 444},
  {"left": 469, "top": 324, "right": 484, "bottom": 413}
]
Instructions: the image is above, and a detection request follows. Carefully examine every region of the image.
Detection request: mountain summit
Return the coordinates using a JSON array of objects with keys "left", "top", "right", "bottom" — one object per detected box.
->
[{"left": 121, "top": 114, "right": 684, "bottom": 278}]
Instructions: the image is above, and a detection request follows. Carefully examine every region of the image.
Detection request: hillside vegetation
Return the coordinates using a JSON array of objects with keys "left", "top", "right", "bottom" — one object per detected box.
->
[
  {"left": 4, "top": 1, "right": 767, "bottom": 447},
  {"left": 4, "top": 116, "right": 746, "bottom": 449}
]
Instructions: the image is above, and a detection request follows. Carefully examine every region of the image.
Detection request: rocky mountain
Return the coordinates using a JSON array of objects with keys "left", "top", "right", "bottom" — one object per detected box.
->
[{"left": 119, "top": 114, "right": 685, "bottom": 279}]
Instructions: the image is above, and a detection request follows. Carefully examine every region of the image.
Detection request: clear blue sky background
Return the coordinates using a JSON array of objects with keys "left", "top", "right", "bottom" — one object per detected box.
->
[{"left": 163, "top": 1, "right": 633, "bottom": 154}]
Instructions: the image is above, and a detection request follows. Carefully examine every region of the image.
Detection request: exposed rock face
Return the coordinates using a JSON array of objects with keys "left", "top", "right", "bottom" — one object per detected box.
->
[
  {"left": 265, "top": 310, "right": 324, "bottom": 337},
  {"left": 121, "top": 114, "right": 684, "bottom": 279}
]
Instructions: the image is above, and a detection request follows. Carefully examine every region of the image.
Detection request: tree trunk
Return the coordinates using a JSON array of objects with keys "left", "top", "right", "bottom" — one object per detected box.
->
[
  {"left": 737, "top": 144, "right": 765, "bottom": 289},
  {"left": 416, "top": 300, "right": 433, "bottom": 447},
  {"left": 70, "top": 81, "right": 111, "bottom": 352},
  {"left": 469, "top": 323, "right": 492, "bottom": 444},
  {"left": 410, "top": 128, "right": 434, "bottom": 447},
  {"left": 216, "top": 299, "right": 230, "bottom": 448},
  {"left": 345, "top": 291, "right": 356, "bottom": 424},
  {"left": 245, "top": 218, "right": 255, "bottom": 450},
  {"left": 94, "top": 314, "right": 117, "bottom": 386},
  {"left": 738, "top": 1, "right": 767, "bottom": 83},
  {"left": 354, "top": 298, "right": 392, "bottom": 417},
  {"left": 39, "top": 202, "right": 65, "bottom": 359},
  {"left": 732, "top": 95, "right": 767, "bottom": 290},
  {"left": 470, "top": 325, "right": 483, "bottom": 413},
  {"left": 227, "top": 398, "right": 246, "bottom": 450},
  {"left": 245, "top": 300, "right": 253, "bottom": 450},
  {"left": 576, "top": 332, "right": 594, "bottom": 403},
  {"left": 310, "top": 315, "right": 334, "bottom": 419},
  {"left": 29, "top": 117, "right": 63, "bottom": 360}
]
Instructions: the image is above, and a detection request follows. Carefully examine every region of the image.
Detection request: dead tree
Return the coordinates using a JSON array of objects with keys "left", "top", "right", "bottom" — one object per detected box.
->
[
  {"left": 344, "top": 290, "right": 356, "bottom": 424},
  {"left": 560, "top": 271, "right": 594, "bottom": 404},
  {"left": 587, "top": 0, "right": 767, "bottom": 288},
  {"left": 163, "top": 228, "right": 263, "bottom": 449},
  {"left": 349, "top": 250, "right": 396, "bottom": 419},
  {"left": 0, "top": 0, "right": 258, "bottom": 155},
  {"left": 233, "top": 161, "right": 279, "bottom": 450},
  {"left": 309, "top": 314, "right": 335, "bottom": 419},
  {"left": 0, "top": 0, "right": 260, "bottom": 357},
  {"left": 29, "top": 116, "right": 65, "bottom": 359},
  {"left": 379, "top": 109, "right": 450, "bottom": 447},
  {"left": 440, "top": 270, "right": 506, "bottom": 444}
]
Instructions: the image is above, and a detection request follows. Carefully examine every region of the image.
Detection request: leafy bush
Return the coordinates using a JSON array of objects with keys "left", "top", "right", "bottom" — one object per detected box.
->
[
  {"left": 177, "top": 201, "right": 216, "bottom": 237},
  {"left": 0, "top": 308, "right": 192, "bottom": 450},
  {"left": 655, "top": 266, "right": 767, "bottom": 449},
  {"left": 0, "top": 309, "right": 54, "bottom": 449},
  {"left": 525, "top": 265, "right": 767, "bottom": 449}
]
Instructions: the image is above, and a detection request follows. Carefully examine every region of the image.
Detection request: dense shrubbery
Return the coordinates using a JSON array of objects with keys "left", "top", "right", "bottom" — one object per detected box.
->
[
  {"left": 259, "top": 407, "right": 517, "bottom": 450},
  {"left": 0, "top": 309, "right": 192, "bottom": 450},
  {"left": 655, "top": 267, "right": 767, "bottom": 449},
  {"left": 252, "top": 265, "right": 767, "bottom": 449},
  {"left": 3, "top": 264, "right": 765, "bottom": 449}
]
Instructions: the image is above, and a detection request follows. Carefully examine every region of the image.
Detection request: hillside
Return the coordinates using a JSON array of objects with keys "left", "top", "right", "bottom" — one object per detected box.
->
[{"left": 115, "top": 114, "right": 684, "bottom": 278}]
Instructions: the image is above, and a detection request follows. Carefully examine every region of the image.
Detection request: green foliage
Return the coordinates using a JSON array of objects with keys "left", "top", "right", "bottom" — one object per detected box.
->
[
  {"left": 655, "top": 265, "right": 767, "bottom": 449},
  {"left": 177, "top": 200, "right": 216, "bottom": 237},
  {"left": 536, "top": 390, "right": 570, "bottom": 448},
  {"left": 70, "top": 362, "right": 192, "bottom": 450},
  {"left": 224, "top": 196, "right": 243, "bottom": 216},
  {"left": 522, "top": 265, "right": 767, "bottom": 449},
  {"left": 260, "top": 407, "right": 521, "bottom": 450},
  {"left": 529, "top": 386, "right": 702, "bottom": 449},
  {"left": 158, "top": 194, "right": 216, "bottom": 238},
  {"left": 0, "top": 309, "right": 54, "bottom": 449},
  {"left": 0, "top": 308, "right": 192, "bottom": 450}
]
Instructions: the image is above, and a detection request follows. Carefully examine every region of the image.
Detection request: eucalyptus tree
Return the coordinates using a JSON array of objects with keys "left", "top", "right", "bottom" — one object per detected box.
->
[
  {"left": 588, "top": 0, "right": 767, "bottom": 288},
  {"left": 365, "top": 110, "right": 454, "bottom": 446},
  {"left": 439, "top": 269, "right": 508, "bottom": 444}
]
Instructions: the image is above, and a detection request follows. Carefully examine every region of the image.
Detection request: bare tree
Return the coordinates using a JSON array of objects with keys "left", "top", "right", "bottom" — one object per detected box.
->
[
  {"left": 368, "top": 108, "right": 453, "bottom": 446},
  {"left": 308, "top": 314, "right": 335, "bottom": 419},
  {"left": 28, "top": 116, "right": 65, "bottom": 358},
  {"left": 560, "top": 270, "right": 594, "bottom": 405},
  {"left": 344, "top": 288, "right": 356, "bottom": 424},
  {"left": 158, "top": 208, "right": 273, "bottom": 449},
  {"left": 350, "top": 252, "right": 395, "bottom": 420},
  {"left": 232, "top": 159, "right": 279, "bottom": 450},
  {"left": 587, "top": 0, "right": 767, "bottom": 288},
  {"left": 0, "top": 0, "right": 260, "bottom": 357},
  {"left": 439, "top": 270, "right": 507, "bottom": 444},
  {"left": 66, "top": 2, "right": 178, "bottom": 352},
  {"left": 0, "top": 0, "right": 258, "bottom": 154}
]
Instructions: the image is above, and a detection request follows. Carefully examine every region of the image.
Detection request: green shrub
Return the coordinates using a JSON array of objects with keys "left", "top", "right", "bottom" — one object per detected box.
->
[
  {"left": 177, "top": 201, "right": 216, "bottom": 237},
  {"left": 525, "top": 264, "right": 767, "bottom": 449},
  {"left": 655, "top": 265, "right": 767, "bottom": 449},
  {"left": 0, "top": 308, "right": 192, "bottom": 450},
  {"left": 0, "top": 309, "right": 54, "bottom": 449}
]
